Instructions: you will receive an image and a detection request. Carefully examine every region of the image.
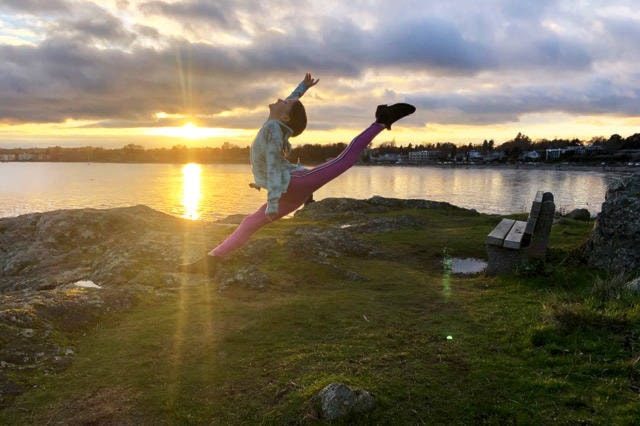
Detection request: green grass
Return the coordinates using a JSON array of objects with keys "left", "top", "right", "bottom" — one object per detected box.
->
[{"left": 2, "top": 209, "right": 639, "bottom": 424}]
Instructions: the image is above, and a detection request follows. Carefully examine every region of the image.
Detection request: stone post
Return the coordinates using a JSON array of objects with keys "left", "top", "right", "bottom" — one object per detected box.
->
[{"left": 526, "top": 192, "right": 555, "bottom": 259}]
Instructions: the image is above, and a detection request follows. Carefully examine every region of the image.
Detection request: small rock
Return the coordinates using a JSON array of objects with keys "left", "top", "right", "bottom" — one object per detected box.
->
[
  {"left": 296, "top": 198, "right": 383, "bottom": 220},
  {"left": 0, "top": 377, "right": 23, "bottom": 396},
  {"left": 234, "top": 238, "right": 278, "bottom": 261},
  {"left": 217, "top": 265, "right": 270, "bottom": 289},
  {"left": 73, "top": 280, "right": 102, "bottom": 289},
  {"left": 20, "top": 328, "right": 34, "bottom": 338},
  {"left": 626, "top": 277, "right": 640, "bottom": 294},
  {"left": 289, "top": 227, "right": 378, "bottom": 259},
  {"left": 316, "top": 382, "right": 375, "bottom": 420},
  {"left": 216, "top": 214, "right": 247, "bottom": 224},
  {"left": 565, "top": 208, "right": 591, "bottom": 221},
  {"left": 352, "top": 388, "right": 376, "bottom": 413}
]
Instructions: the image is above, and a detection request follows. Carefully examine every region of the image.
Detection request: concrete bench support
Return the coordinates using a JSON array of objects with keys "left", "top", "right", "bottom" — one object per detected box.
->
[{"left": 485, "top": 191, "right": 555, "bottom": 275}]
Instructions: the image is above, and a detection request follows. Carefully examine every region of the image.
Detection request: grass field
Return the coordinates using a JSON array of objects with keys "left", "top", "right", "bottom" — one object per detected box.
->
[{"left": 2, "top": 205, "right": 639, "bottom": 424}]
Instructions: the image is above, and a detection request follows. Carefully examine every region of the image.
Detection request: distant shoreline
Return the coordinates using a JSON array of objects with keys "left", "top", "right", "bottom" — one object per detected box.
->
[
  {"left": 1, "top": 159, "right": 638, "bottom": 174},
  {"left": 362, "top": 161, "right": 639, "bottom": 174}
]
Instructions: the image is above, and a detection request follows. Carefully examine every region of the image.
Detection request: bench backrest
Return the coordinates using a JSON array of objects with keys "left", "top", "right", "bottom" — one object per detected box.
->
[
  {"left": 521, "top": 191, "right": 544, "bottom": 246},
  {"left": 486, "top": 191, "right": 554, "bottom": 250}
]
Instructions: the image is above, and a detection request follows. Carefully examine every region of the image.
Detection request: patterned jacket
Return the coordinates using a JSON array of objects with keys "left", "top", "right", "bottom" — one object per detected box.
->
[{"left": 249, "top": 80, "right": 310, "bottom": 215}]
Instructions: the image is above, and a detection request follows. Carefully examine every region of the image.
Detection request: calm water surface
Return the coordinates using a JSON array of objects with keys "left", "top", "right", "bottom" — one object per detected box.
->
[{"left": 0, "top": 162, "right": 627, "bottom": 220}]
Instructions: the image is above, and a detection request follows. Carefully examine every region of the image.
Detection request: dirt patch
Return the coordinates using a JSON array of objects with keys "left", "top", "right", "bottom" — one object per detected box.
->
[{"left": 34, "top": 387, "right": 141, "bottom": 425}]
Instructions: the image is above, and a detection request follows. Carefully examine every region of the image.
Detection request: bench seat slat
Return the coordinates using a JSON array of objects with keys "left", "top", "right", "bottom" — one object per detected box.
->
[
  {"left": 486, "top": 218, "right": 515, "bottom": 246},
  {"left": 504, "top": 220, "right": 528, "bottom": 249}
]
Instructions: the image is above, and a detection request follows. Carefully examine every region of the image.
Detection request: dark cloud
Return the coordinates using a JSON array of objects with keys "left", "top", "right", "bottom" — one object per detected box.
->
[
  {"left": 598, "top": 16, "right": 640, "bottom": 60},
  {"left": 49, "top": 13, "right": 136, "bottom": 46},
  {"left": 501, "top": 0, "right": 554, "bottom": 20},
  {"left": 529, "top": 37, "right": 592, "bottom": 70},
  {"left": 0, "top": 0, "right": 69, "bottom": 13},
  {"left": 369, "top": 17, "right": 495, "bottom": 73},
  {"left": 139, "top": 0, "right": 260, "bottom": 31},
  {"left": 235, "top": 13, "right": 592, "bottom": 77},
  {"left": 408, "top": 75, "right": 640, "bottom": 125}
]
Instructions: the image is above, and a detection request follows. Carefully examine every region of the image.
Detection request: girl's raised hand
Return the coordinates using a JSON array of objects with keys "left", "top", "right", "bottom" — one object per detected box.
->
[{"left": 304, "top": 73, "right": 319, "bottom": 88}]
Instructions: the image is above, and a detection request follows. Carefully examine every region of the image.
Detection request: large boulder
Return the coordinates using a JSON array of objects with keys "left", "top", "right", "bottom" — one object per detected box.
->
[
  {"left": 314, "top": 382, "right": 376, "bottom": 420},
  {"left": 586, "top": 173, "right": 640, "bottom": 273}
]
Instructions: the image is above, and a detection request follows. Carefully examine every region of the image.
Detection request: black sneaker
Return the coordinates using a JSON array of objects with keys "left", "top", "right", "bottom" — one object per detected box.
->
[
  {"left": 179, "top": 254, "right": 220, "bottom": 276},
  {"left": 375, "top": 103, "right": 416, "bottom": 130}
]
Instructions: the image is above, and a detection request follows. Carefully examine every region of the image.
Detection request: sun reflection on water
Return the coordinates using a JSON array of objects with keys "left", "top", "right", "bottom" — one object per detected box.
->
[{"left": 181, "top": 163, "right": 201, "bottom": 220}]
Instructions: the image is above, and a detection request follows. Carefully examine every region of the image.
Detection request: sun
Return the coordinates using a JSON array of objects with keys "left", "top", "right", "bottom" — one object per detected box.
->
[{"left": 181, "top": 122, "right": 200, "bottom": 139}]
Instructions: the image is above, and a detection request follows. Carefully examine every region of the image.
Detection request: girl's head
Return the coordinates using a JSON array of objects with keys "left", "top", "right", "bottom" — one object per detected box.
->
[
  {"left": 269, "top": 98, "right": 307, "bottom": 137},
  {"left": 287, "top": 100, "right": 307, "bottom": 137}
]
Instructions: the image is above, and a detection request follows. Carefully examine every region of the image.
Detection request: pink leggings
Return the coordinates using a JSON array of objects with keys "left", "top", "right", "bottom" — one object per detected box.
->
[{"left": 210, "top": 123, "right": 384, "bottom": 257}]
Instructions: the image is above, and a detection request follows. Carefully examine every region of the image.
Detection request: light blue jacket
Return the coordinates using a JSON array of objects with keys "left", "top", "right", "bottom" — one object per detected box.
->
[{"left": 250, "top": 81, "right": 310, "bottom": 215}]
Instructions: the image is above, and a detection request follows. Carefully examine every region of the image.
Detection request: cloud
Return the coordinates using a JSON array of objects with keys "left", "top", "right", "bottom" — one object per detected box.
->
[
  {"left": 408, "top": 73, "right": 640, "bottom": 125},
  {"left": 0, "top": 0, "right": 70, "bottom": 14},
  {"left": 49, "top": 11, "right": 137, "bottom": 46},
  {"left": 140, "top": 0, "right": 239, "bottom": 28},
  {"left": 0, "top": 36, "right": 293, "bottom": 124},
  {"left": 0, "top": 0, "right": 639, "bottom": 133}
]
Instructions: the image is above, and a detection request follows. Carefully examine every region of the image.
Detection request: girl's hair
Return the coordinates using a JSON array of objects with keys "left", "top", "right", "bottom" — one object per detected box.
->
[{"left": 289, "top": 100, "right": 307, "bottom": 137}]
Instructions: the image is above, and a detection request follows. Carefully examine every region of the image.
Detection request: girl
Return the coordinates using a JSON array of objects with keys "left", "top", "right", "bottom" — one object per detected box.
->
[{"left": 182, "top": 74, "right": 415, "bottom": 274}]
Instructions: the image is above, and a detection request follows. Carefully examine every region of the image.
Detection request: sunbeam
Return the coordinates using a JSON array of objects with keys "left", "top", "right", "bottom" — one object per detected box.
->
[{"left": 181, "top": 163, "right": 201, "bottom": 220}]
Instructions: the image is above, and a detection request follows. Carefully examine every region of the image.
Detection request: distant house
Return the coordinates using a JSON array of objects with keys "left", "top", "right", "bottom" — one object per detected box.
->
[
  {"left": 17, "top": 153, "right": 37, "bottom": 161},
  {"left": 408, "top": 150, "right": 440, "bottom": 163},
  {"left": 371, "top": 153, "right": 401, "bottom": 164},
  {"left": 468, "top": 150, "right": 483, "bottom": 161},
  {"left": 546, "top": 148, "right": 565, "bottom": 161},
  {"left": 484, "top": 151, "right": 505, "bottom": 162},
  {"left": 520, "top": 150, "right": 541, "bottom": 161}
]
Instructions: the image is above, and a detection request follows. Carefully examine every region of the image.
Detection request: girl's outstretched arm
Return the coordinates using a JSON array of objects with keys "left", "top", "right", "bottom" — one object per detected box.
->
[{"left": 286, "top": 73, "right": 319, "bottom": 100}]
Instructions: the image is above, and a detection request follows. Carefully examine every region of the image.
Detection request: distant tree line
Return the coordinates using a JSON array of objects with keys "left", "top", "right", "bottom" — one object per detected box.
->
[
  {"left": 372, "top": 132, "right": 640, "bottom": 162},
  {"left": 0, "top": 142, "right": 352, "bottom": 164},
  {"left": 1, "top": 132, "right": 639, "bottom": 164}
]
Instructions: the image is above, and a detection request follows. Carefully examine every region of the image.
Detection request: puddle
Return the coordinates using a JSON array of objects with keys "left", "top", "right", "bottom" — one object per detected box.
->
[
  {"left": 442, "top": 252, "right": 488, "bottom": 301},
  {"left": 448, "top": 258, "right": 487, "bottom": 275}
]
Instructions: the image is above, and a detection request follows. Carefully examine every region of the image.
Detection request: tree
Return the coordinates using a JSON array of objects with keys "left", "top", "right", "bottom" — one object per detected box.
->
[
  {"left": 498, "top": 132, "right": 532, "bottom": 160},
  {"left": 622, "top": 133, "right": 640, "bottom": 149},
  {"left": 605, "top": 134, "right": 624, "bottom": 152}
]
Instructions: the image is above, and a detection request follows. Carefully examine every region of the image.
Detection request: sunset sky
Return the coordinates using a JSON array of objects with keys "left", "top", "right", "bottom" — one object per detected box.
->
[{"left": 1, "top": 0, "right": 639, "bottom": 148}]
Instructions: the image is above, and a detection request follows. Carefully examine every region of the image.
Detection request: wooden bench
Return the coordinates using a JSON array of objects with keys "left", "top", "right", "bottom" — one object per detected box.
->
[{"left": 485, "top": 191, "right": 555, "bottom": 275}]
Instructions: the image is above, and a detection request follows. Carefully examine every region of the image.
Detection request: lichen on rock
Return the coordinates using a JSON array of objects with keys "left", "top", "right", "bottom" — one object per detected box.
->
[{"left": 586, "top": 172, "right": 640, "bottom": 273}]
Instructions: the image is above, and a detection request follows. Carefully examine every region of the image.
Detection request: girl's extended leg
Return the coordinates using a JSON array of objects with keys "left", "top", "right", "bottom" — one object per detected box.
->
[
  {"left": 210, "top": 123, "right": 384, "bottom": 257},
  {"left": 288, "top": 123, "right": 384, "bottom": 194}
]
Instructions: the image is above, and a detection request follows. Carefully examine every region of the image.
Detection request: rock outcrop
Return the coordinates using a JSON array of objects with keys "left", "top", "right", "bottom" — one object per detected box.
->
[
  {"left": 295, "top": 195, "right": 475, "bottom": 221},
  {"left": 0, "top": 197, "right": 476, "bottom": 407},
  {"left": 0, "top": 205, "right": 190, "bottom": 292},
  {"left": 586, "top": 172, "right": 640, "bottom": 273},
  {"left": 0, "top": 206, "right": 201, "bottom": 406}
]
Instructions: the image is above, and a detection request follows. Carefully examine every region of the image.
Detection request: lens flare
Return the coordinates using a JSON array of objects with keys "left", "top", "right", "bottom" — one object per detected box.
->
[{"left": 181, "top": 163, "right": 201, "bottom": 220}]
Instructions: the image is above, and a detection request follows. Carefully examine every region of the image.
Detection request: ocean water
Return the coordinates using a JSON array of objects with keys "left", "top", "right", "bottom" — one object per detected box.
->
[{"left": 0, "top": 162, "right": 627, "bottom": 220}]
